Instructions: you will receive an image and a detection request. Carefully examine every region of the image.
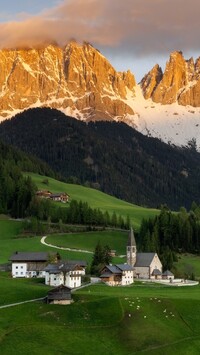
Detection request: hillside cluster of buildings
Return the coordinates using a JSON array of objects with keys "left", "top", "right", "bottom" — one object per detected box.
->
[
  {"left": 36, "top": 190, "right": 69, "bottom": 203},
  {"left": 9, "top": 229, "right": 174, "bottom": 291}
]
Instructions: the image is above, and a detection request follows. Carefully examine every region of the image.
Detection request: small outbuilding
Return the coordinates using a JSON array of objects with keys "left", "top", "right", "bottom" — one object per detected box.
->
[
  {"left": 162, "top": 270, "right": 174, "bottom": 280},
  {"left": 46, "top": 285, "right": 72, "bottom": 305},
  {"left": 151, "top": 268, "right": 162, "bottom": 279}
]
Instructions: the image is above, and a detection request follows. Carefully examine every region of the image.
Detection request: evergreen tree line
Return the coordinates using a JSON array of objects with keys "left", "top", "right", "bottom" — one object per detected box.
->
[
  {"left": 0, "top": 139, "right": 58, "bottom": 218},
  {"left": 0, "top": 160, "right": 36, "bottom": 218},
  {"left": 138, "top": 204, "right": 200, "bottom": 270},
  {"left": 28, "top": 197, "right": 130, "bottom": 229}
]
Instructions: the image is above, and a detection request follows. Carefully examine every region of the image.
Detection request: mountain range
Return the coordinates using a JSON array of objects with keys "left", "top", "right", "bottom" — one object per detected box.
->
[
  {"left": 1, "top": 107, "right": 200, "bottom": 210},
  {"left": 0, "top": 42, "right": 200, "bottom": 149}
]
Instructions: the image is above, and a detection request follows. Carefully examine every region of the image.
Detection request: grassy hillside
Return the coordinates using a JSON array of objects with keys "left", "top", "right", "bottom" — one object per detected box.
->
[
  {"left": 0, "top": 273, "right": 200, "bottom": 354},
  {"left": 46, "top": 230, "right": 127, "bottom": 254},
  {"left": 25, "top": 172, "right": 159, "bottom": 229}
]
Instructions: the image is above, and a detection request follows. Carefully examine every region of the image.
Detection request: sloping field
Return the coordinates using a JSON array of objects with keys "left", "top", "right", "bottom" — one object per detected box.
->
[
  {"left": 26, "top": 173, "right": 159, "bottom": 229},
  {"left": 0, "top": 275, "right": 200, "bottom": 354}
]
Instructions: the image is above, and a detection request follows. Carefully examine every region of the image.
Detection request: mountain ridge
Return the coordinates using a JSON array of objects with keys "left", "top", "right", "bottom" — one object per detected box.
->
[{"left": 0, "top": 43, "right": 200, "bottom": 148}]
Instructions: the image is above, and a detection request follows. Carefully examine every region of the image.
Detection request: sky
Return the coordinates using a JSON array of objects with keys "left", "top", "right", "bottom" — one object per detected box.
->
[{"left": 0, "top": 0, "right": 200, "bottom": 81}]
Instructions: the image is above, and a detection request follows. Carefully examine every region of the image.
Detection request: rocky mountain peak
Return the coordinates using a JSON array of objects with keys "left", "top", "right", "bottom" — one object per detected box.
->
[
  {"left": 0, "top": 41, "right": 136, "bottom": 120},
  {"left": 141, "top": 64, "right": 163, "bottom": 99},
  {"left": 141, "top": 51, "right": 200, "bottom": 107}
]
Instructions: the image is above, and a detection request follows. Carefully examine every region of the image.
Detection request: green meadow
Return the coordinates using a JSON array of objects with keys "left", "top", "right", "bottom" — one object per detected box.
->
[
  {"left": 174, "top": 254, "right": 200, "bottom": 279},
  {"left": 25, "top": 172, "right": 159, "bottom": 229},
  {"left": 0, "top": 273, "right": 200, "bottom": 354},
  {"left": 47, "top": 230, "right": 127, "bottom": 254}
]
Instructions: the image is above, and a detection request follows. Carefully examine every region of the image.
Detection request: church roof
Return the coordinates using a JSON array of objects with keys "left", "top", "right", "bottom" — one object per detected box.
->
[
  {"left": 135, "top": 253, "right": 156, "bottom": 267},
  {"left": 127, "top": 227, "right": 136, "bottom": 247}
]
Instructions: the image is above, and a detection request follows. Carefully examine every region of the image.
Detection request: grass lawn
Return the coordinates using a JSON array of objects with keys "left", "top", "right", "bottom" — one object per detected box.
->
[
  {"left": 174, "top": 253, "right": 200, "bottom": 279},
  {"left": 25, "top": 172, "right": 159, "bottom": 229},
  {"left": 0, "top": 275, "right": 200, "bottom": 354},
  {"left": 46, "top": 230, "right": 127, "bottom": 254}
]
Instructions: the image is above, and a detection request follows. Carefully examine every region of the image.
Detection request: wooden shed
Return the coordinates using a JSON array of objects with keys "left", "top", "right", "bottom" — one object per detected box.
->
[{"left": 46, "top": 285, "right": 72, "bottom": 305}]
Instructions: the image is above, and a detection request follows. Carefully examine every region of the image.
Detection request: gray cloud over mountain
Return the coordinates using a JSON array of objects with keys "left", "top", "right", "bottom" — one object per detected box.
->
[{"left": 0, "top": 0, "right": 200, "bottom": 59}]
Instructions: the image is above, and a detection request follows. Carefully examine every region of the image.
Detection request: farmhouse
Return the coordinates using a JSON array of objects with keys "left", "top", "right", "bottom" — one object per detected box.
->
[
  {"left": 10, "top": 251, "right": 58, "bottom": 278},
  {"left": 44, "top": 260, "right": 86, "bottom": 288},
  {"left": 36, "top": 190, "right": 69, "bottom": 203},
  {"left": 100, "top": 264, "right": 134, "bottom": 286},
  {"left": 127, "top": 228, "right": 163, "bottom": 279},
  {"left": 49, "top": 192, "right": 69, "bottom": 203},
  {"left": 46, "top": 285, "right": 72, "bottom": 305}
]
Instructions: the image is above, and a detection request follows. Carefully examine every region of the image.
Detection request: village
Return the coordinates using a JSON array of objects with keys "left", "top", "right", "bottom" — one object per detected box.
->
[{"left": 8, "top": 228, "right": 198, "bottom": 306}]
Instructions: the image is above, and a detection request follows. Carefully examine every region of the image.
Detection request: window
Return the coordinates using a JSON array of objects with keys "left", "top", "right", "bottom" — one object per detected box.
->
[
  {"left": 21, "top": 266, "right": 23, "bottom": 269},
  {"left": 16, "top": 266, "right": 18, "bottom": 269},
  {"left": 21, "top": 272, "right": 23, "bottom": 275},
  {"left": 16, "top": 272, "right": 18, "bottom": 275}
]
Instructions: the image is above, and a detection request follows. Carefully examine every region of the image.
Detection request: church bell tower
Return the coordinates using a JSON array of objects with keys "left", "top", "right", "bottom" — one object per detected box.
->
[{"left": 127, "top": 227, "right": 137, "bottom": 266}]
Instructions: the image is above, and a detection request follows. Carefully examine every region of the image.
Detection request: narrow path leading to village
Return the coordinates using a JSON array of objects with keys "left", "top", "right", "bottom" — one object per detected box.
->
[{"left": 40, "top": 236, "right": 94, "bottom": 254}]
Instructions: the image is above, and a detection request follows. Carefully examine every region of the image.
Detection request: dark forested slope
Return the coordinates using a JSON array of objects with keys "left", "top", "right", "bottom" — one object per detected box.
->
[
  {"left": 0, "top": 108, "right": 200, "bottom": 210},
  {"left": 0, "top": 139, "right": 55, "bottom": 217}
]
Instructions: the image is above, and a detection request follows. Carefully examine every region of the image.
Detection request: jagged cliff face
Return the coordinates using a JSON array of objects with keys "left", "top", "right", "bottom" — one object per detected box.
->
[
  {"left": 1, "top": 44, "right": 200, "bottom": 149},
  {"left": 141, "top": 51, "right": 200, "bottom": 106},
  {"left": 0, "top": 42, "right": 136, "bottom": 120}
]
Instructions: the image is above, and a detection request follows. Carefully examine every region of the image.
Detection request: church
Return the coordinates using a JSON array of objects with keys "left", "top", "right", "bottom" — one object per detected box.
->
[{"left": 127, "top": 228, "right": 163, "bottom": 279}]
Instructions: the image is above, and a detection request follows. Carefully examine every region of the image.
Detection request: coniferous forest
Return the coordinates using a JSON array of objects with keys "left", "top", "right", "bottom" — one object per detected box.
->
[
  {"left": 138, "top": 204, "right": 200, "bottom": 270},
  {"left": 0, "top": 108, "right": 200, "bottom": 210}
]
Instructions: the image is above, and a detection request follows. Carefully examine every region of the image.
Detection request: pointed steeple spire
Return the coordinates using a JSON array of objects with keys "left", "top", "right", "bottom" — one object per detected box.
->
[
  {"left": 127, "top": 227, "right": 136, "bottom": 247},
  {"left": 127, "top": 227, "right": 137, "bottom": 267}
]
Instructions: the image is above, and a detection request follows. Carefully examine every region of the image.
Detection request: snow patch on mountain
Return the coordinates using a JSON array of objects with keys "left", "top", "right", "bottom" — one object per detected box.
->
[{"left": 124, "top": 85, "right": 200, "bottom": 149}]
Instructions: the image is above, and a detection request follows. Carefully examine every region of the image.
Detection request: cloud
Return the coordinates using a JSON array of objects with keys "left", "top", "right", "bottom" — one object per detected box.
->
[{"left": 0, "top": 0, "right": 200, "bottom": 59}]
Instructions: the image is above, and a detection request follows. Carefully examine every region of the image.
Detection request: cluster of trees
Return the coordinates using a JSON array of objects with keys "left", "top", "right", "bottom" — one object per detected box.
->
[
  {"left": 2, "top": 108, "right": 200, "bottom": 209},
  {"left": 90, "top": 242, "right": 112, "bottom": 275},
  {"left": 0, "top": 138, "right": 59, "bottom": 218},
  {"left": 0, "top": 142, "right": 37, "bottom": 218},
  {"left": 28, "top": 198, "right": 130, "bottom": 230},
  {"left": 138, "top": 204, "right": 200, "bottom": 270}
]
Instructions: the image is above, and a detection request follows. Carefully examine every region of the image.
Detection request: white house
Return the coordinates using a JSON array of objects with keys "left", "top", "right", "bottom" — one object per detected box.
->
[
  {"left": 127, "top": 228, "right": 163, "bottom": 279},
  {"left": 44, "top": 261, "right": 86, "bottom": 288},
  {"left": 100, "top": 264, "right": 134, "bottom": 286},
  {"left": 9, "top": 252, "right": 55, "bottom": 278}
]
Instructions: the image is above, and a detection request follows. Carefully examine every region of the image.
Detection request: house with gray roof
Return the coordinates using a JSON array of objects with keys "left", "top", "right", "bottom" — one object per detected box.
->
[
  {"left": 127, "top": 229, "right": 163, "bottom": 279},
  {"left": 44, "top": 260, "right": 86, "bottom": 288},
  {"left": 9, "top": 251, "right": 58, "bottom": 278},
  {"left": 100, "top": 263, "right": 134, "bottom": 286}
]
